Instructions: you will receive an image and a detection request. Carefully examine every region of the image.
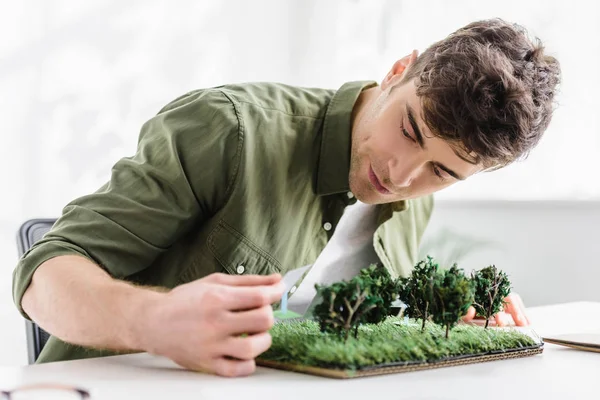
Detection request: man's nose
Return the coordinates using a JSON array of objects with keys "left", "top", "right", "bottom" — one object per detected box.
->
[{"left": 388, "top": 156, "right": 424, "bottom": 189}]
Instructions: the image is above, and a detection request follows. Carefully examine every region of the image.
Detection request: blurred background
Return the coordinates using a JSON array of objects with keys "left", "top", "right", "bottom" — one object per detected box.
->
[{"left": 1, "top": 0, "right": 598, "bottom": 365}]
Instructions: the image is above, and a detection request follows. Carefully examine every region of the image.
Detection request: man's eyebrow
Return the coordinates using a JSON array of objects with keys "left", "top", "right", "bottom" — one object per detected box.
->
[
  {"left": 406, "top": 104, "right": 467, "bottom": 181},
  {"left": 434, "top": 162, "right": 466, "bottom": 181},
  {"left": 406, "top": 104, "right": 466, "bottom": 181},
  {"left": 406, "top": 104, "right": 425, "bottom": 149}
]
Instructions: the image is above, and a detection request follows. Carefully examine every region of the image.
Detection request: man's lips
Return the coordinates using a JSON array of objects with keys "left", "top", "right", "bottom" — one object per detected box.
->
[{"left": 369, "top": 166, "right": 391, "bottom": 195}]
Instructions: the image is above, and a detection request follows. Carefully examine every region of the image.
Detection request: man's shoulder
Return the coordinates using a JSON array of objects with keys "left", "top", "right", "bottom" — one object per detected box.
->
[
  {"left": 215, "top": 82, "right": 336, "bottom": 119},
  {"left": 156, "top": 82, "right": 338, "bottom": 122}
]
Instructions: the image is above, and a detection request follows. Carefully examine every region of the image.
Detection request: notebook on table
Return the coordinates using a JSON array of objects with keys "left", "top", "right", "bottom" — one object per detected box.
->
[{"left": 543, "top": 333, "right": 600, "bottom": 353}]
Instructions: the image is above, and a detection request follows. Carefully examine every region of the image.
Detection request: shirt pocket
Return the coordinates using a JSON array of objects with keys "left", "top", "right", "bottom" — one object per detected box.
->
[{"left": 207, "top": 220, "right": 281, "bottom": 276}]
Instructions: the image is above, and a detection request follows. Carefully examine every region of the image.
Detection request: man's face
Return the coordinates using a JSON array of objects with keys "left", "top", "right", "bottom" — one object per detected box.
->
[{"left": 349, "top": 78, "right": 483, "bottom": 205}]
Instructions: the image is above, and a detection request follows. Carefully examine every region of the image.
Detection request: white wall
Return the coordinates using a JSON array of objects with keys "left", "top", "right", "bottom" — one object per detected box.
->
[
  {"left": 420, "top": 201, "right": 600, "bottom": 308},
  {"left": 1, "top": 0, "right": 597, "bottom": 366}
]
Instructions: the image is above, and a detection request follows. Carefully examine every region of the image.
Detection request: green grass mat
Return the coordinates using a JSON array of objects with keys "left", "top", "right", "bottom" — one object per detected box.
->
[
  {"left": 273, "top": 310, "right": 303, "bottom": 320},
  {"left": 260, "top": 317, "right": 539, "bottom": 370}
]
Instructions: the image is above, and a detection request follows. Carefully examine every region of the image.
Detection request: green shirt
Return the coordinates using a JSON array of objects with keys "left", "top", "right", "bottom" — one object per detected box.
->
[{"left": 13, "top": 81, "right": 434, "bottom": 363}]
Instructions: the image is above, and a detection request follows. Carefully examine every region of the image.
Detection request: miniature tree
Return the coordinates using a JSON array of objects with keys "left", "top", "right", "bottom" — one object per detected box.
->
[
  {"left": 471, "top": 265, "right": 511, "bottom": 328},
  {"left": 430, "top": 264, "right": 475, "bottom": 338},
  {"left": 313, "top": 264, "right": 399, "bottom": 340},
  {"left": 398, "top": 256, "right": 439, "bottom": 331},
  {"left": 360, "top": 264, "right": 401, "bottom": 325}
]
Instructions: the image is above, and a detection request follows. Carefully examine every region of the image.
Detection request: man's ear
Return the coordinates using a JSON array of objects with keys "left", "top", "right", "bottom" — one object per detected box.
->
[{"left": 381, "top": 49, "right": 418, "bottom": 90}]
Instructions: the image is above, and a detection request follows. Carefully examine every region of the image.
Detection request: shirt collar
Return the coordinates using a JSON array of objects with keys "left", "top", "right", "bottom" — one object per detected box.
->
[{"left": 315, "top": 80, "right": 377, "bottom": 196}]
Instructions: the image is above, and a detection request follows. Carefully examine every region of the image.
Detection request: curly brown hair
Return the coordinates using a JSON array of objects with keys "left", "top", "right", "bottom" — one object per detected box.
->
[{"left": 401, "top": 18, "right": 561, "bottom": 170}]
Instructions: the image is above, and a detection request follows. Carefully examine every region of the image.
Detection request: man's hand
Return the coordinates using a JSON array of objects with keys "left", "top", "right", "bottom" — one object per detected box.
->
[
  {"left": 139, "top": 272, "right": 284, "bottom": 377},
  {"left": 461, "top": 293, "right": 530, "bottom": 327}
]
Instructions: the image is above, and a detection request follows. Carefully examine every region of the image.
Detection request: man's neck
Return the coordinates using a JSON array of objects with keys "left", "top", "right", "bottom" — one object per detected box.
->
[{"left": 350, "top": 85, "right": 380, "bottom": 134}]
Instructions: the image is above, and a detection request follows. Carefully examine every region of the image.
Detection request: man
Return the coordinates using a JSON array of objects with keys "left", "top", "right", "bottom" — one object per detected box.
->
[{"left": 13, "top": 18, "right": 560, "bottom": 377}]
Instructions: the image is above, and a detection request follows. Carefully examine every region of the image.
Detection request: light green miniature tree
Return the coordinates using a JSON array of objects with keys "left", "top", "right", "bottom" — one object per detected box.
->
[{"left": 471, "top": 265, "right": 512, "bottom": 328}]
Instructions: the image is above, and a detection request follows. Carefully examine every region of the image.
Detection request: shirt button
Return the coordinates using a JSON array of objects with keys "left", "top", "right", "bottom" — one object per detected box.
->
[
  {"left": 236, "top": 264, "right": 245, "bottom": 274},
  {"left": 323, "top": 222, "right": 332, "bottom": 231},
  {"left": 347, "top": 192, "right": 354, "bottom": 199},
  {"left": 290, "top": 285, "right": 297, "bottom": 294}
]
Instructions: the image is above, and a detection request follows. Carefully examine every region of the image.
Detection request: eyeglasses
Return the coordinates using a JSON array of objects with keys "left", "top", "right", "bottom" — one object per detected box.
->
[{"left": 1, "top": 383, "right": 90, "bottom": 399}]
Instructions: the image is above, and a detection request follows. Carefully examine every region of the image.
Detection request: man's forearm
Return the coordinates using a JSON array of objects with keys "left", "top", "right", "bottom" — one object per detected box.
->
[{"left": 21, "top": 255, "right": 164, "bottom": 352}]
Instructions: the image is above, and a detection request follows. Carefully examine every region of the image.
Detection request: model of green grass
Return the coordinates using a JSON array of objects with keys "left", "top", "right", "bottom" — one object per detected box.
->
[{"left": 260, "top": 257, "right": 537, "bottom": 370}]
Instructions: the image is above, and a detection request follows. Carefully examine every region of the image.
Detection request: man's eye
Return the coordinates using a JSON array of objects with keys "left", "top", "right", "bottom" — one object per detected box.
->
[
  {"left": 402, "top": 128, "right": 414, "bottom": 142},
  {"left": 432, "top": 165, "right": 447, "bottom": 181}
]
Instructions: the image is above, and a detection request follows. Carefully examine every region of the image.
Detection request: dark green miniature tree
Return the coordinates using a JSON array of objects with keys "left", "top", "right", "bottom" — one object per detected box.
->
[
  {"left": 313, "top": 279, "right": 371, "bottom": 340},
  {"left": 471, "top": 265, "right": 511, "bottom": 328},
  {"left": 398, "top": 256, "right": 439, "bottom": 331},
  {"left": 360, "top": 264, "right": 401, "bottom": 325},
  {"left": 313, "top": 264, "right": 399, "bottom": 340},
  {"left": 430, "top": 264, "right": 475, "bottom": 338}
]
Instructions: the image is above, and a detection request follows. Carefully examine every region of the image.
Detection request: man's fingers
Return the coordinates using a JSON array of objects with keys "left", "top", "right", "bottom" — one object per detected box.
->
[
  {"left": 504, "top": 294, "right": 529, "bottom": 326},
  {"left": 225, "top": 305, "right": 275, "bottom": 335},
  {"left": 205, "top": 272, "right": 282, "bottom": 287},
  {"left": 222, "top": 332, "right": 273, "bottom": 361},
  {"left": 461, "top": 298, "right": 527, "bottom": 328},
  {"left": 211, "top": 357, "right": 256, "bottom": 377},
  {"left": 461, "top": 306, "right": 476, "bottom": 322},
  {"left": 222, "top": 282, "right": 285, "bottom": 311},
  {"left": 512, "top": 293, "right": 530, "bottom": 325},
  {"left": 494, "top": 311, "right": 513, "bottom": 327}
]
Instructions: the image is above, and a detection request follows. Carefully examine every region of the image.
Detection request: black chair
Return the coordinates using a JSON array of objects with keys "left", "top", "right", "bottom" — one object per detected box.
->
[{"left": 16, "top": 218, "right": 57, "bottom": 364}]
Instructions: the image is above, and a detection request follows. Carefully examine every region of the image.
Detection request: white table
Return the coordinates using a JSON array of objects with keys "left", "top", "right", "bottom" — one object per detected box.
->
[{"left": 1, "top": 302, "right": 598, "bottom": 400}]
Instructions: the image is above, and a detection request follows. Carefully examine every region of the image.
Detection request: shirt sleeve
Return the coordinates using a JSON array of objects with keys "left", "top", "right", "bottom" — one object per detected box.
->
[{"left": 12, "top": 89, "right": 242, "bottom": 319}]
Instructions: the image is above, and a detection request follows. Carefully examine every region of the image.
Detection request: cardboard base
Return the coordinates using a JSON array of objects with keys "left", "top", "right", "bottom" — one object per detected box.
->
[{"left": 257, "top": 346, "right": 544, "bottom": 379}]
